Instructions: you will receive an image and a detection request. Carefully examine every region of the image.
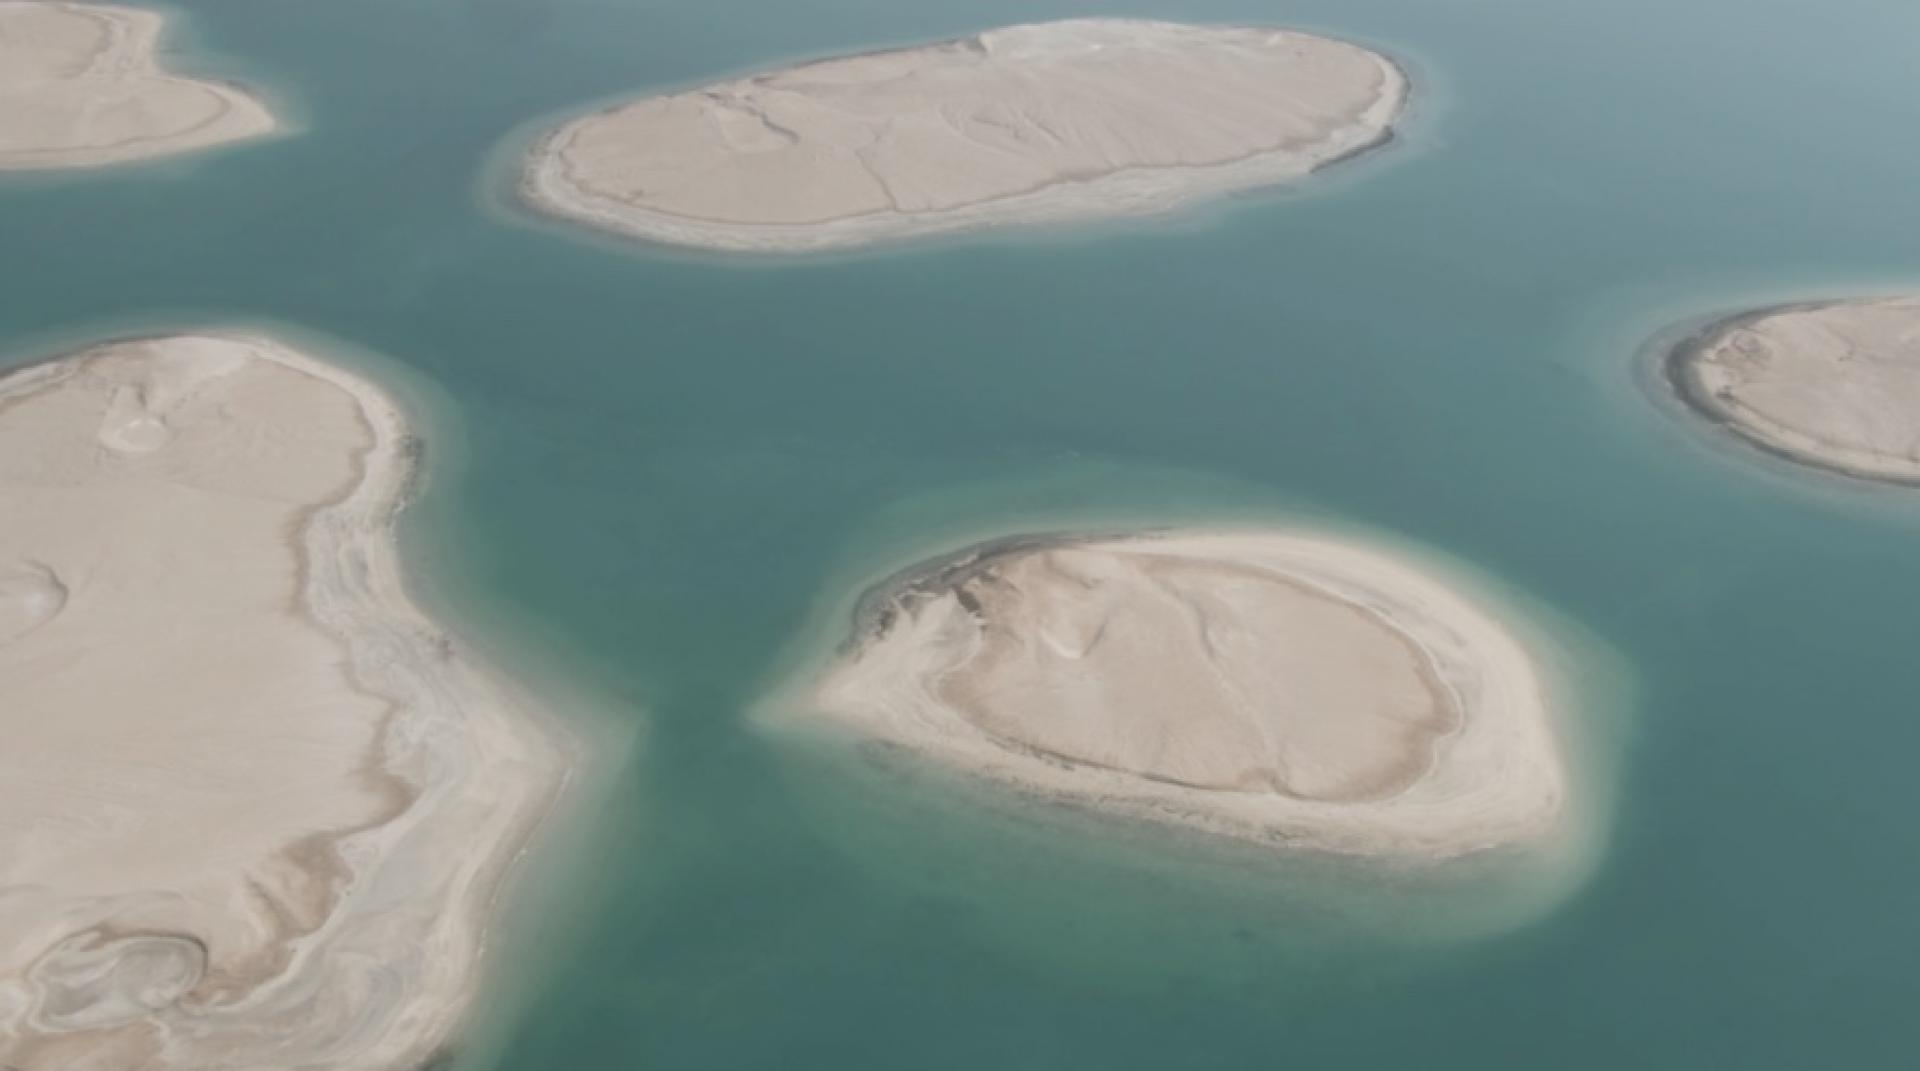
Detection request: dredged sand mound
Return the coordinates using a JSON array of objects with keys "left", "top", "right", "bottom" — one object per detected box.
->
[
  {"left": 0, "top": 1, "right": 274, "bottom": 170},
  {"left": 1668, "top": 297, "right": 1920, "bottom": 483},
  {"left": 521, "top": 19, "right": 1406, "bottom": 252},
  {"left": 0, "top": 335, "right": 566, "bottom": 1069},
  {"left": 787, "top": 532, "right": 1567, "bottom": 858}
]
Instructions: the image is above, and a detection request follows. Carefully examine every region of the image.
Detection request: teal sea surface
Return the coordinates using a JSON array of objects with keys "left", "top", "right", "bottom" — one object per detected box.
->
[{"left": 5, "top": 0, "right": 1920, "bottom": 1066}]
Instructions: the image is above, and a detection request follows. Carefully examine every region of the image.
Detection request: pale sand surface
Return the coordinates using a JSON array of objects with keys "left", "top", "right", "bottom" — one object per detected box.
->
[
  {"left": 0, "top": 334, "right": 567, "bottom": 1069},
  {"left": 0, "top": 1, "right": 274, "bottom": 170},
  {"left": 784, "top": 532, "right": 1567, "bottom": 858},
  {"left": 522, "top": 18, "right": 1406, "bottom": 252},
  {"left": 1668, "top": 296, "right": 1920, "bottom": 483}
]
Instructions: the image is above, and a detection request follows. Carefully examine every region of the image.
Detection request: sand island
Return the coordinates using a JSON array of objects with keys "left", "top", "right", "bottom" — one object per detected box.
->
[
  {"left": 0, "top": 335, "right": 567, "bottom": 1068},
  {"left": 521, "top": 19, "right": 1407, "bottom": 252},
  {"left": 1667, "top": 296, "right": 1920, "bottom": 483},
  {"left": 782, "top": 531, "right": 1567, "bottom": 859},
  {"left": 0, "top": 1, "right": 275, "bottom": 170}
]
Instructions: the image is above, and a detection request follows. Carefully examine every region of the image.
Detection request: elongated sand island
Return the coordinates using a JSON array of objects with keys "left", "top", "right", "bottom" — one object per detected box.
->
[
  {"left": 0, "top": 335, "right": 566, "bottom": 1069},
  {"left": 785, "top": 532, "right": 1567, "bottom": 858},
  {"left": 0, "top": 1, "right": 275, "bottom": 170},
  {"left": 521, "top": 19, "right": 1407, "bottom": 252},
  {"left": 1667, "top": 296, "right": 1920, "bottom": 483}
]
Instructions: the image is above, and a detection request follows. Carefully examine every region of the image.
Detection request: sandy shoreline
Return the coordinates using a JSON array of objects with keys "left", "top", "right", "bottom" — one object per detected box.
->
[
  {"left": 771, "top": 529, "right": 1568, "bottom": 859},
  {"left": 519, "top": 19, "right": 1407, "bottom": 252},
  {"left": 1665, "top": 296, "right": 1920, "bottom": 484},
  {"left": 0, "top": 334, "right": 569, "bottom": 1068},
  {"left": 0, "top": 1, "right": 275, "bottom": 170}
]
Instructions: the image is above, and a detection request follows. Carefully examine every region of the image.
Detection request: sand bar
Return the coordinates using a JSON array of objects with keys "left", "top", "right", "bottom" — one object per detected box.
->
[
  {"left": 0, "top": 1, "right": 274, "bottom": 170},
  {"left": 0, "top": 334, "right": 567, "bottom": 1069},
  {"left": 1667, "top": 296, "right": 1920, "bottom": 483},
  {"left": 782, "top": 531, "right": 1567, "bottom": 858},
  {"left": 521, "top": 19, "right": 1407, "bottom": 252}
]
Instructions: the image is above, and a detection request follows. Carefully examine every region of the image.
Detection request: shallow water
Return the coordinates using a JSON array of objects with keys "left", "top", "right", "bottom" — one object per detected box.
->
[{"left": 4, "top": 0, "right": 1920, "bottom": 1066}]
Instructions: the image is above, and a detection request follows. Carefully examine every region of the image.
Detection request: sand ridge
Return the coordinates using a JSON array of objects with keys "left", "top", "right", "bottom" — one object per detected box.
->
[
  {"left": 0, "top": 1, "right": 275, "bottom": 170},
  {"left": 1667, "top": 296, "right": 1920, "bottom": 483},
  {"left": 521, "top": 18, "right": 1406, "bottom": 251},
  {"left": 783, "top": 531, "right": 1568, "bottom": 859},
  {"left": 0, "top": 334, "right": 568, "bottom": 1069}
]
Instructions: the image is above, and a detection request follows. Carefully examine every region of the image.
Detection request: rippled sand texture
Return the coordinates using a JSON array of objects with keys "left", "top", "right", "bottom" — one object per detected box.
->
[
  {"left": 793, "top": 532, "right": 1566, "bottom": 858},
  {"left": 0, "top": 1, "right": 274, "bottom": 170},
  {"left": 1669, "top": 297, "right": 1920, "bottom": 483},
  {"left": 523, "top": 19, "right": 1406, "bottom": 251},
  {"left": 0, "top": 335, "right": 566, "bottom": 1070}
]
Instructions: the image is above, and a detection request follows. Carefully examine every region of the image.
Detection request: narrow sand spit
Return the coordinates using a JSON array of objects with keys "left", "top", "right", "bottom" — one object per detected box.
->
[
  {"left": 0, "top": 335, "right": 568, "bottom": 1069},
  {"left": 521, "top": 18, "right": 1407, "bottom": 252},
  {"left": 1666, "top": 296, "right": 1920, "bottom": 483},
  {"left": 0, "top": 1, "right": 274, "bottom": 170},
  {"left": 779, "top": 532, "right": 1567, "bottom": 859}
]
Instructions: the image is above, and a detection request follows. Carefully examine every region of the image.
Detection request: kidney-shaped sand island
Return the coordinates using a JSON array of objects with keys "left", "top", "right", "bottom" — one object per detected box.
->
[
  {"left": 521, "top": 19, "right": 1407, "bottom": 252},
  {"left": 777, "top": 531, "right": 1568, "bottom": 859},
  {"left": 1667, "top": 296, "right": 1920, "bottom": 483},
  {"left": 0, "top": 335, "right": 566, "bottom": 1069},
  {"left": 0, "top": 0, "right": 275, "bottom": 170}
]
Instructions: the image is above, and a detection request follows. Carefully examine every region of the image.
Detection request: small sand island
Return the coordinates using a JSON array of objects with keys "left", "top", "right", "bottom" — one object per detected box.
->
[
  {"left": 0, "top": 335, "right": 566, "bottom": 1068},
  {"left": 521, "top": 19, "right": 1407, "bottom": 252},
  {"left": 0, "top": 1, "right": 275, "bottom": 170},
  {"left": 784, "top": 531, "right": 1567, "bottom": 858},
  {"left": 1667, "top": 296, "right": 1920, "bottom": 483}
]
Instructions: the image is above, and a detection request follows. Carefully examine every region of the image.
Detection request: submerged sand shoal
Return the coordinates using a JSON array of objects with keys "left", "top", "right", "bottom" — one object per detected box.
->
[
  {"left": 0, "top": 1, "right": 275, "bottom": 170},
  {"left": 780, "top": 531, "right": 1568, "bottom": 859},
  {"left": 0, "top": 334, "right": 567, "bottom": 1069},
  {"left": 521, "top": 18, "right": 1407, "bottom": 252},
  {"left": 1667, "top": 296, "right": 1920, "bottom": 483}
]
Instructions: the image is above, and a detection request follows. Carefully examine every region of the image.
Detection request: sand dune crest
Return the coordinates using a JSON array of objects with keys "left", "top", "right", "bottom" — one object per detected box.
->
[{"left": 0, "top": 562, "right": 65, "bottom": 645}]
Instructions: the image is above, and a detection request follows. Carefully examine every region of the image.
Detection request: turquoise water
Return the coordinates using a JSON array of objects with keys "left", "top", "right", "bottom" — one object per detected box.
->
[{"left": 6, "top": 0, "right": 1920, "bottom": 1065}]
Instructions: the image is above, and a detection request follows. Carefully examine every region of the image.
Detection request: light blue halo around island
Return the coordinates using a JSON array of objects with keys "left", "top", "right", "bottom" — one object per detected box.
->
[{"left": 747, "top": 464, "right": 1631, "bottom": 950}]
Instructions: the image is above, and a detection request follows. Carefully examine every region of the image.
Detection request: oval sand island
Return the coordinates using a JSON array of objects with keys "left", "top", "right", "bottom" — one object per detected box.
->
[
  {"left": 0, "top": 1, "right": 275, "bottom": 170},
  {"left": 1667, "top": 296, "right": 1920, "bottom": 483},
  {"left": 521, "top": 19, "right": 1407, "bottom": 252},
  {"left": 0, "top": 335, "right": 566, "bottom": 1068},
  {"left": 778, "top": 531, "right": 1567, "bottom": 859}
]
